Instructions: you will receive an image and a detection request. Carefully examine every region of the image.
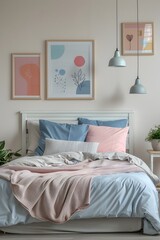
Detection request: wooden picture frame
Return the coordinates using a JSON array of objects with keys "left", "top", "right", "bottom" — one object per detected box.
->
[
  {"left": 121, "top": 22, "right": 154, "bottom": 56},
  {"left": 45, "top": 40, "right": 95, "bottom": 100},
  {"left": 11, "top": 53, "right": 41, "bottom": 100}
]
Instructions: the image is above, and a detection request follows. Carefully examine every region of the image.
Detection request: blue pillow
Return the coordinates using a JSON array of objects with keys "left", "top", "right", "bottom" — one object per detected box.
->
[
  {"left": 78, "top": 118, "right": 128, "bottom": 128},
  {"left": 35, "top": 120, "right": 89, "bottom": 155}
]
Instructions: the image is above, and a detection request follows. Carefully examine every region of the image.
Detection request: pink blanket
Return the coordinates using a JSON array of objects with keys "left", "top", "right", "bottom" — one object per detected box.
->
[{"left": 0, "top": 159, "right": 144, "bottom": 223}]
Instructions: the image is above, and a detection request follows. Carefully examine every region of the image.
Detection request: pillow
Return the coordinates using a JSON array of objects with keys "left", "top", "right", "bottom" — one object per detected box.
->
[
  {"left": 27, "top": 120, "right": 40, "bottom": 155},
  {"left": 27, "top": 119, "right": 78, "bottom": 155},
  {"left": 78, "top": 118, "right": 128, "bottom": 128},
  {"left": 86, "top": 125, "right": 129, "bottom": 153},
  {"left": 43, "top": 138, "right": 99, "bottom": 155},
  {"left": 35, "top": 120, "right": 89, "bottom": 156}
]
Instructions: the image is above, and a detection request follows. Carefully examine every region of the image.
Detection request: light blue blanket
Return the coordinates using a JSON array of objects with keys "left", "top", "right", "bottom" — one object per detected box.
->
[{"left": 0, "top": 152, "right": 160, "bottom": 235}]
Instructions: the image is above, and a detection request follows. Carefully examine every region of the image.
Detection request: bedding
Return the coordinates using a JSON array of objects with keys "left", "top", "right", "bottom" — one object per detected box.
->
[
  {"left": 27, "top": 120, "right": 78, "bottom": 155},
  {"left": 1, "top": 111, "right": 160, "bottom": 235},
  {"left": 35, "top": 120, "right": 89, "bottom": 155},
  {"left": 43, "top": 138, "right": 99, "bottom": 155},
  {"left": 0, "top": 152, "right": 160, "bottom": 235},
  {"left": 27, "top": 117, "right": 129, "bottom": 155},
  {"left": 86, "top": 125, "right": 129, "bottom": 152},
  {"left": 78, "top": 117, "right": 128, "bottom": 127},
  {"left": 27, "top": 120, "right": 39, "bottom": 155}
]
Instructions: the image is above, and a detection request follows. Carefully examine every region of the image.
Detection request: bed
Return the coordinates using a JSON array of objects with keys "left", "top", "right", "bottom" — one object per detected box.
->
[{"left": 0, "top": 110, "right": 160, "bottom": 235}]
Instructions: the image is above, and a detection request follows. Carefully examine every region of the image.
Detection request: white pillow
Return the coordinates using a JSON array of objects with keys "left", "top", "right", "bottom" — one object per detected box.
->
[{"left": 43, "top": 138, "right": 99, "bottom": 155}]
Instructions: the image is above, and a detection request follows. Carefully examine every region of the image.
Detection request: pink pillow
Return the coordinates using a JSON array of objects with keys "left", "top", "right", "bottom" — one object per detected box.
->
[{"left": 86, "top": 125, "right": 129, "bottom": 152}]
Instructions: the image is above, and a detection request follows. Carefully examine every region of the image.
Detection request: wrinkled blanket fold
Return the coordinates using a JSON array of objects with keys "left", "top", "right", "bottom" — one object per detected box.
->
[{"left": 0, "top": 159, "right": 144, "bottom": 223}]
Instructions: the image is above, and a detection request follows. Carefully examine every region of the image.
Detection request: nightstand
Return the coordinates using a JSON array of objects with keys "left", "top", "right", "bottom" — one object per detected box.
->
[
  {"left": 147, "top": 150, "right": 160, "bottom": 173},
  {"left": 147, "top": 150, "right": 160, "bottom": 191},
  {"left": 147, "top": 150, "right": 160, "bottom": 209}
]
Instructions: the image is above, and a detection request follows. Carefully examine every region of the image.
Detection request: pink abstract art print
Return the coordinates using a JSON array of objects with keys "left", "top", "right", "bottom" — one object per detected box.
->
[{"left": 12, "top": 53, "right": 41, "bottom": 99}]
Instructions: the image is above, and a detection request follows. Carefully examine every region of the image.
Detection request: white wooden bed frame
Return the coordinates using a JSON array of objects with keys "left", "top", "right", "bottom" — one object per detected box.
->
[{"left": 20, "top": 110, "right": 134, "bottom": 156}]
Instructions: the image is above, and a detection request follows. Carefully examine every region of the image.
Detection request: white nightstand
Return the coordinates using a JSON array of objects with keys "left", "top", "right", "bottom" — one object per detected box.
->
[
  {"left": 147, "top": 150, "right": 160, "bottom": 173},
  {"left": 147, "top": 150, "right": 160, "bottom": 194}
]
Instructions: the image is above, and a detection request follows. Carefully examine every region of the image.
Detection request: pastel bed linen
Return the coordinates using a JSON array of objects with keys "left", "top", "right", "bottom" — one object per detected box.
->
[
  {"left": 0, "top": 159, "right": 143, "bottom": 224},
  {"left": 27, "top": 118, "right": 128, "bottom": 156},
  {"left": 86, "top": 125, "right": 129, "bottom": 152},
  {"left": 43, "top": 138, "right": 99, "bottom": 155},
  {"left": 27, "top": 120, "right": 39, "bottom": 155},
  {"left": 78, "top": 118, "right": 128, "bottom": 127},
  {"left": 35, "top": 120, "right": 89, "bottom": 155},
  {"left": 0, "top": 152, "right": 160, "bottom": 235}
]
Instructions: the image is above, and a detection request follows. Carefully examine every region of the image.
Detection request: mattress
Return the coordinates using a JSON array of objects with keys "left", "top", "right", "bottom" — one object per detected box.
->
[{"left": 0, "top": 218, "right": 142, "bottom": 234}]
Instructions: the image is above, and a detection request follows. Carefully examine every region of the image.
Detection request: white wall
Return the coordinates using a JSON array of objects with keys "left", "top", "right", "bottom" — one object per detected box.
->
[{"left": 0, "top": 0, "right": 160, "bottom": 172}]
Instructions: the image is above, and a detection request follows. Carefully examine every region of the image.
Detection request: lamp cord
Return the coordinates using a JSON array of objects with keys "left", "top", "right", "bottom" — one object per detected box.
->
[
  {"left": 137, "top": 0, "right": 139, "bottom": 78},
  {"left": 116, "top": 0, "right": 118, "bottom": 50}
]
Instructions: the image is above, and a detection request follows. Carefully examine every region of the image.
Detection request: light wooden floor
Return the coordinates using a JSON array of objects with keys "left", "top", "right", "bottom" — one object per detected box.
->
[{"left": 0, "top": 233, "right": 160, "bottom": 240}]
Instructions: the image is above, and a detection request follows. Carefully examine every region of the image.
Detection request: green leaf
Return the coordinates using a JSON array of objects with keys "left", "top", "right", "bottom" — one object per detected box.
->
[
  {"left": 0, "top": 140, "right": 21, "bottom": 165},
  {"left": 145, "top": 125, "right": 160, "bottom": 142},
  {"left": 0, "top": 141, "right": 5, "bottom": 151}
]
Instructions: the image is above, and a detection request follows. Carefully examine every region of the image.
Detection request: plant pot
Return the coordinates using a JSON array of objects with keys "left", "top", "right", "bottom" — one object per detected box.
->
[{"left": 151, "top": 139, "right": 160, "bottom": 151}]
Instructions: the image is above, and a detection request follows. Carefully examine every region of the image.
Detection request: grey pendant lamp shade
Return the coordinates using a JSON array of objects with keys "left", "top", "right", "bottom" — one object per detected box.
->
[
  {"left": 130, "top": 77, "right": 146, "bottom": 94},
  {"left": 129, "top": 0, "right": 146, "bottom": 94},
  {"left": 108, "top": 48, "right": 126, "bottom": 67},
  {"left": 108, "top": 0, "right": 126, "bottom": 67}
]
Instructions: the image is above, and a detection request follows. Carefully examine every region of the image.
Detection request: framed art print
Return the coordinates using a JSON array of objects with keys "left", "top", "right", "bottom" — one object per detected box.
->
[
  {"left": 45, "top": 40, "right": 94, "bottom": 100},
  {"left": 11, "top": 53, "right": 41, "bottom": 99},
  {"left": 122, "top": 22, "right": 154, "bottom": 55}
]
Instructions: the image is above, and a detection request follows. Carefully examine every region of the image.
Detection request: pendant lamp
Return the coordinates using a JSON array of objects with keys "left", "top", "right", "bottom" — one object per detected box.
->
[
  {"left": 108, "top": 0, "right": 126, "bottom": 67},
  {"left": 129, "top": 0, "right": 146, "bottom": 94}
]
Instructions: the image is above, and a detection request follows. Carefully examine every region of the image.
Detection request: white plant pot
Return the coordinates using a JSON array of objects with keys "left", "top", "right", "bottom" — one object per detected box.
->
[{"left": 151, "top": 139, "right": 160, "bottom": 151}]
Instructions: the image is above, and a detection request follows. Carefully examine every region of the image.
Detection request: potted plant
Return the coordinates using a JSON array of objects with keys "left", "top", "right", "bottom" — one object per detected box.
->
[
  {"left": 0, "top": 140, "right": 21, "bottom": 166},
  {"left": 145, "top": 125, "right": 160, "bottom": 151}
]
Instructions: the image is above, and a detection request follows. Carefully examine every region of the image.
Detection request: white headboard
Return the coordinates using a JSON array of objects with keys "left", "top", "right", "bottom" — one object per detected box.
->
[{"left": 20, "top": 110, "right": 134, "bottom": 155}]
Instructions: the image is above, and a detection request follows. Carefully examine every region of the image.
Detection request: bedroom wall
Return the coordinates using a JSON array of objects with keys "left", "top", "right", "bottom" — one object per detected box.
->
[{"left": 1, "top": 0, "right": 160, "bottom": 174}]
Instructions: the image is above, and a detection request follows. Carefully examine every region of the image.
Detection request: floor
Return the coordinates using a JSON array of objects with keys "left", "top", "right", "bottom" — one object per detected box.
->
[{"left": 0, "top": 232, "right": 160, "bottom": 240}]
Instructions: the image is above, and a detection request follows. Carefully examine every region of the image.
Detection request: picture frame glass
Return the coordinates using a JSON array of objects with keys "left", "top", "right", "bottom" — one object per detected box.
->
[
  {"left": 12, "top": 53, "right": 41, "bottom": 100},
  {"left": 46, "top": 40, "right": 94, "bottom": 100},
  {"left": 122, "top": 22, "right": 154, "bottom": 55}
]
